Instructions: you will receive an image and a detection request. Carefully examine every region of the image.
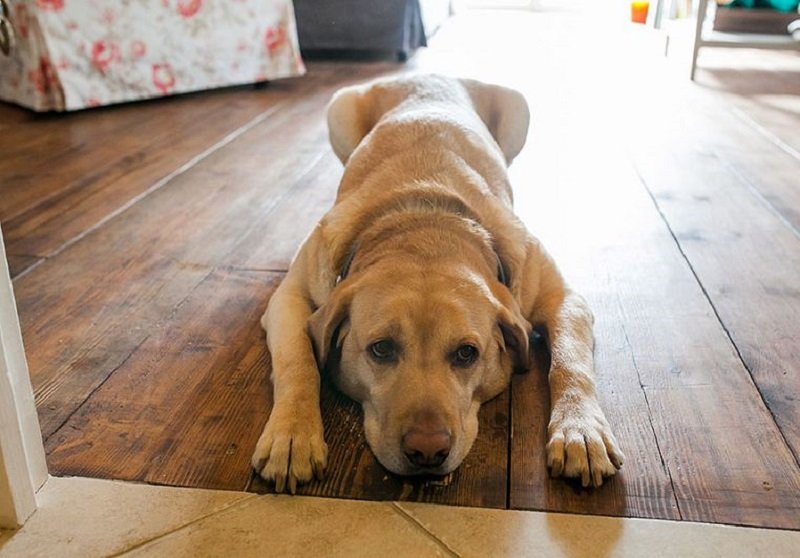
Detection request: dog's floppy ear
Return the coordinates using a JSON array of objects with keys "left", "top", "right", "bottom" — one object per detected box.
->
[
  {"left": 307, "top": 285, "right": 353, "bottom": 370},
  {"left": 327, "top": 86, "right": 370, "bottom": 164},
  {"left": 460, "top": 78, "right": 530, "bottom": 165},
  {"left": 492, "top": 285, "right": 532, "bottom": 373},
  {"left": 498, "top": 305, "right": 532, "bottom": 373}
]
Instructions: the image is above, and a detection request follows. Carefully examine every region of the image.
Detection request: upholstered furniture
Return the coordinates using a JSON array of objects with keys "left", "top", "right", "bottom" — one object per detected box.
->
[{"left": 0, "top": 0, "right": 305, "bottom": 111}]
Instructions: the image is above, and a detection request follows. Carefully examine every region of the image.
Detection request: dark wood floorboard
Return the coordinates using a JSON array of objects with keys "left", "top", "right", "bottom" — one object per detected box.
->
[
  {"left": 15, "top": 65, "right": 396, "bottom": 440},
  {"left": 44, "top": 269, "right": 280, "bottom": 490},
  {"left": 249, "top": 381, "right": 510, "bottom": 508},
  {"left": 625, "top": 60, "right": 800, "bottom": 469},
  {"left": 5, "top": 254, "right": 40, "bottom": 278},
  {"left": 0, "top": 65, "right": 393, "bottom": 278},
  {"left": 2, "top": 10, "right": 799, "bottom": 528},
  {"left": 495, "top": 14, "right": 800, "bottom": 526},
  {"left": 0, "top": 87, "right": 286, "bottom": 276},
  {"left": 509, "top": 111, "right": 800, "bottom": 527},
  {"left": 223, "top": 152, "right": 343, "bottom": 271},
  {"left": 635, "top": 147, "right": 800, "bottom": 459}
]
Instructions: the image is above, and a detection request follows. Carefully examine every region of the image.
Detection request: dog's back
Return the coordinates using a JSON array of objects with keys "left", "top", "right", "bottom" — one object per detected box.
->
[{"left": 327, "top": 74, "right": 529, "bottom": 208}]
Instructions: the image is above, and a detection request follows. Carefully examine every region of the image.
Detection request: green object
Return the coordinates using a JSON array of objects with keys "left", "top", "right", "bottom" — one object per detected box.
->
[
  {"left": 767, "top": 0, "right": 799, "bottom": 11},
  {"left": 726, "top": 0, "right": 799, "bottom": 11}
]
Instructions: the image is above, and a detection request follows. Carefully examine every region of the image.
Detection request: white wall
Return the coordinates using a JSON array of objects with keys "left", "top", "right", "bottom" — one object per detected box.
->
[{"left": 0, "top": 226, "right": 47, "bottom": 529}]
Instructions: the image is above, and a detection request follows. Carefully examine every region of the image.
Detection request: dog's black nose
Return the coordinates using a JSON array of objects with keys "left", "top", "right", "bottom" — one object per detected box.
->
[
  {"left": 402, "top": 428, "right": 451, "bottom": 468},
  {"left": 405, "top": 448, "right": 450, "bottom": 468}
]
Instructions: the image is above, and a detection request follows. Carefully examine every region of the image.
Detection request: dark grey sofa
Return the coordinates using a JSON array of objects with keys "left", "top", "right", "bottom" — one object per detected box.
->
[{"left": 293, "top": 0, "right": 451, "bottom": 60}]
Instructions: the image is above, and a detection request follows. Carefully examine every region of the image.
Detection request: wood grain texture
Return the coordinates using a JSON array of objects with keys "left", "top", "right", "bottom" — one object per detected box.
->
[
  {"left": 3, "top": 10, "right": 799, "bottom": 526},
  {"left": 18, "top": 68, "right": 391, "bottom": 441},
  {"left": 45, "top": 270, "right": 279, "bottom": 490},
  {"left": 696, "top": 48, "right": 800, "bottom": 155},
  {"left": 717, "top": 145, "right": 800, "bottom": 233},
  {"left": 250, "top": 381, "right": 510, "bottom": 509},
  {"left": 632, "top": 82, "right": 800, "bottom": 235},
  {"left": 1, "top": 88, "right": 283, "bottom": 269},
  {"left": 508, "top": 152, "right": 680, "bottom": 521},
  {"left": 634, "top": 148, "right": 800, "bottom": 466},
  {"left": 224, "top": 151, "right": 343, "bottom": 271},
  {"left": 513, "top": 142, "right": 800, "bottom": 526},
  {"left": 624, "top": 59, "right": 800, "bottom": 469},
  {"left": 0, "top": 66, "right": 390, "bottom": 278},
  {"left": 504, "top": 40, "right": 800, "bottom": 525}
]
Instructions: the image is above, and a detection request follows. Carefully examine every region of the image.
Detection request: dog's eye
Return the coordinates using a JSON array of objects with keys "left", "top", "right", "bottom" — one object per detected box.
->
[
  {"left": 452, "top": 344, "right": 479, "bottom": 367},
  {"left": 369, "top": 339, "right": 397, "bottom": 362}
]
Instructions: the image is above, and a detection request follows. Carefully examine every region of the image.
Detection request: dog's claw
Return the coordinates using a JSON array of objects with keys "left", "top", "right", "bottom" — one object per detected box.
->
[
  {"left": 251, "top": 406, "right": 328, "bottom": 494},
  {"left": 312, "top": 458, "right": 326, "bottom": 481},
  {"left": 546, "top": 401, "right": 622, "bottom": 488}
]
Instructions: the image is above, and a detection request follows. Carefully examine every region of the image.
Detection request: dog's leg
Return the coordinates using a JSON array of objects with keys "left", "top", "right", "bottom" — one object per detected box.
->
[
  {"left": 528, "top": 252, "right": 625, "bottom": 488},
  {"left": 251, "top": 272, "right": 328, "bottom": 493}
]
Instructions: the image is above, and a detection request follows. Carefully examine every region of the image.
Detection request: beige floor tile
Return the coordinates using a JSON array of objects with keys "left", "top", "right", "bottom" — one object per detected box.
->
[
  {"left": 398, "top": 502, "right": 800, "bottom": 558},
  {"left": 0, "top": 476, "right": 252, "bottom": 558},
  {"left": 124, "top": 495, "right": 451, "bottom": 558}
]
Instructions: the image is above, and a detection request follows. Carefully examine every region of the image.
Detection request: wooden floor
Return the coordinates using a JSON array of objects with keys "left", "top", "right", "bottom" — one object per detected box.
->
[{"left": 2, "top": 11, "right": 799, "bottom": 528}]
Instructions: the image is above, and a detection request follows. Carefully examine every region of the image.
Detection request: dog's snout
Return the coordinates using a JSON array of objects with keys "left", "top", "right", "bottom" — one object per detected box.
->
[{"left": 402, "top": 427, "right": 452, "bottom": 468}]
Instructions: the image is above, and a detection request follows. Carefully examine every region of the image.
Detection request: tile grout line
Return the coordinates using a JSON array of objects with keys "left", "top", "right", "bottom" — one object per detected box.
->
[
  {"left": 108, "top": 492, "right": 260, "bottom": 557},
  {"left": 11, "top": 103, "right": 285, "bottom": 283},
  {"left": 391, "top": 503, "right": 462, "bottom": 557}
]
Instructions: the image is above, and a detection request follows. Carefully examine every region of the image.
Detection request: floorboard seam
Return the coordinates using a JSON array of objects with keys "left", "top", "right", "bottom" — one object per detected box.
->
[
  {"left": 214, "top": 148, "right": 328, "bottom": 262},
  {"left": 390, "top": 503, "right": 462, "bottom": 557},
  {"left": 617, "top": 309, "right": 683, "bottom": 520},
  {"left": 42, "top": 332, "right": 152, "bottom": 445},
  {"left": 714, "top": 153, "right": 800, "bottom": 242},
  {"left": 505, "top": 379, "right": 513, "bottom": 509},
  {"left": 11, "top": 256, "right": 45, "bottom": 280},
  {"left": 11, "top": 103, "right": 286, "bottom": 283},
  {"left": 729, "top": 106, "right": 800, "bottom": 164},
  {"left": 634, "top": 164, "right": 800, "bottom": 473},
  {"left": 218, "top": 266, "right": 289, "bottom": 274},
  {"left": 42, "top": 265, "right": 216, "bottom": 450}
]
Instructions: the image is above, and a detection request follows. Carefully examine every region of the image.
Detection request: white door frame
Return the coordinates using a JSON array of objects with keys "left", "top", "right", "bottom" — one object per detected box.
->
[{"left": 0, "top": 224, "right": 47, "bottom": 529}]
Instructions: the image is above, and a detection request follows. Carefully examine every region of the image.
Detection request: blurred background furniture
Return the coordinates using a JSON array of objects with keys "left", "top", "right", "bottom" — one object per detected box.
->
[
  {"left": 0, "top": 0, "right": 305, "bottom": 112},
  {"left": 293, "top": 0, "right": 452, "bottom": 60},
  {"left": 691, "top": 0, "right": 800, "bottom": 79}
]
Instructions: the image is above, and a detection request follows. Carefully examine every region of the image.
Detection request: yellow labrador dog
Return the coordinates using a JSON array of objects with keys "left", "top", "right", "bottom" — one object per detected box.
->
[{"left": 252, "top": 74, "right": 624, "bottom": 492}]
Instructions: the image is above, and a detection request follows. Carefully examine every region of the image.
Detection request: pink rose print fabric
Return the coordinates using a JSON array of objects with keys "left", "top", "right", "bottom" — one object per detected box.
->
[{"left": 0, "top": 0, "right": 305, "bottom": 111}]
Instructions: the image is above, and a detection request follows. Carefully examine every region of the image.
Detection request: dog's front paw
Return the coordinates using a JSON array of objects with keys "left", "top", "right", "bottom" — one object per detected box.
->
[
  {"left": 251, "top": 406, "right": 328, "bottom": 493},
  {"left": 546, "top": 400, "right": 624, "bottom": 488}
]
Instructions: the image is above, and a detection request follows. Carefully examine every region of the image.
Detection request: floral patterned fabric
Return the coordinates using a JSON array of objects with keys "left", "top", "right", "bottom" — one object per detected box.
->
[{"left": 0, "top": 0, "right": 305, "bottom": 111}]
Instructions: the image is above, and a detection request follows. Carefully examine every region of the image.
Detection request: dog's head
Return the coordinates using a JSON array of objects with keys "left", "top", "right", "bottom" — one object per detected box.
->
[
  {"left": 308, "top": 250, "right": 530, "bottom": 475},
  {"left": 327, "top": 73, "right": 530, "bottom": 166}
]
